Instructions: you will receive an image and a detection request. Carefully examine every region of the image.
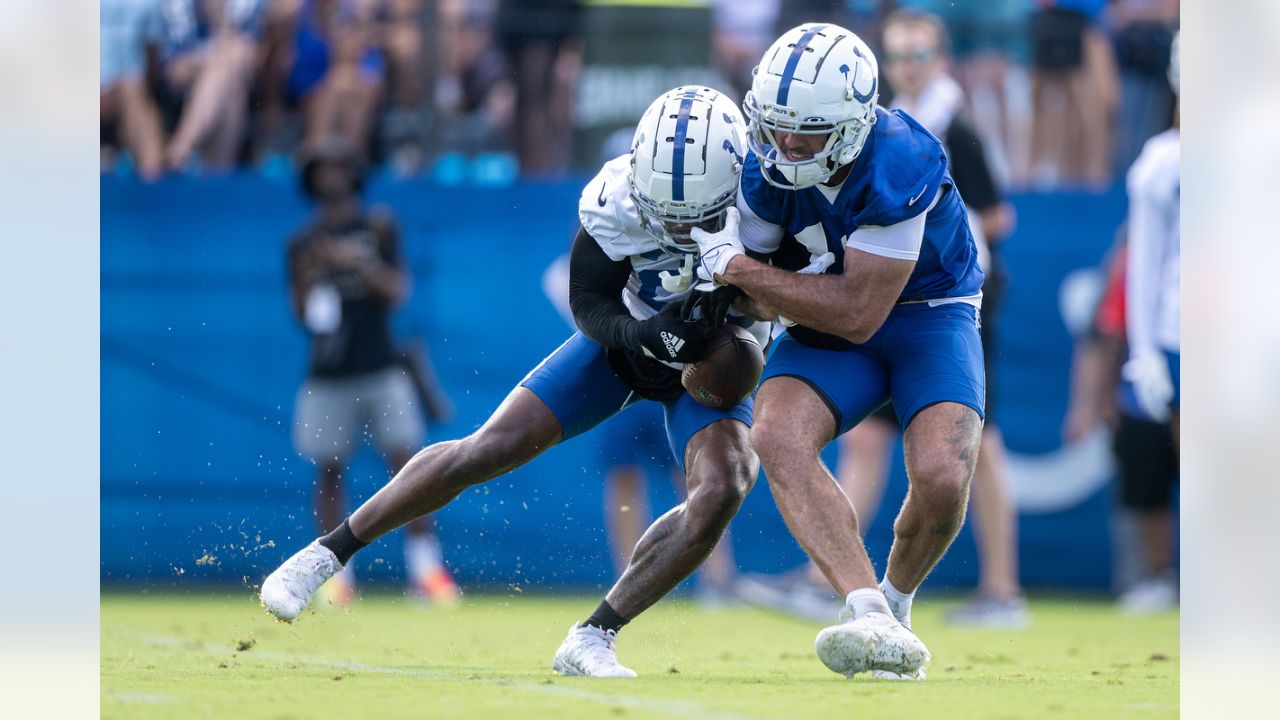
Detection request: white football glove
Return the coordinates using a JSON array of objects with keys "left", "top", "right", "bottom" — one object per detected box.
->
[
  {"left": 691, "top": 207, "right": 744, "bottom": 285},
  {"left": 1122, "top": 350, "right": 1173, "bottom": 422},
  {"left": 777, "top": 252, "right": 836, "bottom": 327}
]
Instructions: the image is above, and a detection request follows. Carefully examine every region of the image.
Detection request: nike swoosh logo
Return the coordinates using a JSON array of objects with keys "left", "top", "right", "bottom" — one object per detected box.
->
[
  {"left": 907, "top": 186, "right": 927, "bottom": 206},
  {"left": 597, "top": 182, "right": 608, "bottom": 207}
]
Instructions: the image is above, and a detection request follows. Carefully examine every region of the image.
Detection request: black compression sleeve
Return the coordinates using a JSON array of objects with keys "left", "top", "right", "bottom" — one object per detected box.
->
[{"left": 568, "top": 226, "right": 643, "bottom": 352}]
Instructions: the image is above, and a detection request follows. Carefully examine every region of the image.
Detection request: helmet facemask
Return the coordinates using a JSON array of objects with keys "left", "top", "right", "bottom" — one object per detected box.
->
[
  {"left": 744, "top": 91, "right": 874, "bottom": 189},
  {"left": 629, "top": 177, "right": 735, "bottom": 256}
]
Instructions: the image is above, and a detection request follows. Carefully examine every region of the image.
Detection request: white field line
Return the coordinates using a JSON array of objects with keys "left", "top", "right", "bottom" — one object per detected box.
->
[{"left": 132, "top": 633, "right": 764, "bottom": 720}]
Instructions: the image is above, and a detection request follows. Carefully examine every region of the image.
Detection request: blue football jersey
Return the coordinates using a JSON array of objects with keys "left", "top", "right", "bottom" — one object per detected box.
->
[{"left": 738, "top": 107, "right": 984, "bottom": 303}]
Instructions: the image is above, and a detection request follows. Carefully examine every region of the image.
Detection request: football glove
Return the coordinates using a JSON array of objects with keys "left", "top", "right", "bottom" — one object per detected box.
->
[
  {"left": 1122, "top": 351, "right": 1174, "bottom": 422},
  {"left": 681, "top": 284, "right": 744, "bottom": 328},
  {"left": 636, "top": 303, "right": 712, "bottom": 364},
  {"left": 691, "top": 207, "right": 744, "bottom": 284}
]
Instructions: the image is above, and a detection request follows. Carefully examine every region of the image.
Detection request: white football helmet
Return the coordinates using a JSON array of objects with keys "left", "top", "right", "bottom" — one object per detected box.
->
[
  {"left": 744, "top": 24, "right": 880, "bottom": 189},
  {"left": 629, "top": 86, "right": 748, "bottom": 255}
]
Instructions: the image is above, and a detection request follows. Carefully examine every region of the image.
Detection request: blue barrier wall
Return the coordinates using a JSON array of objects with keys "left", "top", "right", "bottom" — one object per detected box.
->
[{"left": 102, "top": 175, "right": 1127, "bottom": 590}]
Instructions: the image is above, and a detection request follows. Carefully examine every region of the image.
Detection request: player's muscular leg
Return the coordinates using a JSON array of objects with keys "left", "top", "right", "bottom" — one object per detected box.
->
[
  {"left": 885, "top": 402, "right": 982, "bottom": 592},
  {"left": 605, "top": 419, "right": 756, "bottom": 618},
  {"left": 751, "top": 377, "right": 878, "bottom": 595},
  {"left": 349, "top": 388, "right": 562, "bottom": 542},
  {"left": 812, "top": 418, "right": 895, "bottom": 584},
  {"left": 388, "top": 449, "right": 435, "bottom": 539}
]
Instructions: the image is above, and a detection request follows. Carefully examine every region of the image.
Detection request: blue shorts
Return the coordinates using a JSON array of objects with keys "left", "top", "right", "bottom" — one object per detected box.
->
[
  {"left": 1165, "top": 349, "right": 1180, "bottom": 411},
  {"left": 762, "top": 302, "right": 985, "bottom": 436},
  {"left": 598, "top": 401, "right": 675, "bottom": 470},
  {"left": 519, "top": 333, "right": 754, "bottom": 469}
]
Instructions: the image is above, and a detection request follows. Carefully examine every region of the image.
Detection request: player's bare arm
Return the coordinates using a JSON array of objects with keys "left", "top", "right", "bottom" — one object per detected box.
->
[
  {"left": 731, "top": 293, "right": 779, "bottom": 322},
  {"left": 718, "top": 249, "right": 913, "bottom": 344}
]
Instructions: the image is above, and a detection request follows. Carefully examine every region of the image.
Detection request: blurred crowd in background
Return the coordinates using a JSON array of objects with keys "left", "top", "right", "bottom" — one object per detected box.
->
[{"left": 101, "top": 0, "right": 1179, "bottom": 189}]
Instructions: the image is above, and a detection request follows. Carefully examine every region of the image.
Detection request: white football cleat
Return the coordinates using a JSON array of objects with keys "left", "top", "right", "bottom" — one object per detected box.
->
[
  {"left": 551, "top": 623, "right": 638, "bottom": 678},
  {"left": 870, "top": 618, "right": 926, "bottom": 680},
  {"left": 260, "top": 540, "right": 343, "bottom": 622},
  {"left": 815, "top": 611, "right": 930, "bottom": 678}
]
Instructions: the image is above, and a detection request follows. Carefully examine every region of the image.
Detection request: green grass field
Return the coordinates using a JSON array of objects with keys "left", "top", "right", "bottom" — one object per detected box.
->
[{"left": 102, "top": 592, "right": 1177, "bottom": 719}]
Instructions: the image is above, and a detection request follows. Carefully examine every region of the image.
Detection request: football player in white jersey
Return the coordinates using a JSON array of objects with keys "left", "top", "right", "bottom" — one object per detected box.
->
[
  {"left": 1124, "top": 31, "right": 1180, "bottom": 439},
  {"left": 1114, "top": 32, "right": 1180, "bottom": 614},
  {"left": 260, "top": 86, "right": 767, "bottom": 678},
  {"left": 692, "top": 24, "right": 988, "bottom": 679}
]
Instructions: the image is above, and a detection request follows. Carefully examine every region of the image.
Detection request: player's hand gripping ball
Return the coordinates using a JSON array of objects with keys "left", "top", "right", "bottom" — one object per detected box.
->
[{"left": 680, "top": 325, "right": 764, "bottom": 409}]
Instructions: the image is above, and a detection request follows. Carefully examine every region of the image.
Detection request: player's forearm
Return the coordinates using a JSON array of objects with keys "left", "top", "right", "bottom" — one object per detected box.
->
[
  {"left": 568, "top": 226, "right": 644, "bottom": 352},
  {"left": 570, "top": 293, "right": 643, "bottom": 351},
  {"left": 733, "top": 293, "right": 779, "bottom": 322},
  {"left": 720, "top": 256, "right": 874, "bottom": 342}
]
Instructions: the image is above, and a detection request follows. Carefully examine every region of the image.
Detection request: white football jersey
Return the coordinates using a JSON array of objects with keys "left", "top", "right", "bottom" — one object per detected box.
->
[
  {"left": 577, "top": 155, "right": 771, "bottom": 353},
  {"left": 1126, "top": 128, "right": 1180, "bottom": 353}
]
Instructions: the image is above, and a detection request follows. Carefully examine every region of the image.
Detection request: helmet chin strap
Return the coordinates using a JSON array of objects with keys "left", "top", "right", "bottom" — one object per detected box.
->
[
  {"left": 777, "top": 160, "right": 831, "bottom": 188},
  {"left": 659, "top": 253, "right": 697, "bottom": 292}
]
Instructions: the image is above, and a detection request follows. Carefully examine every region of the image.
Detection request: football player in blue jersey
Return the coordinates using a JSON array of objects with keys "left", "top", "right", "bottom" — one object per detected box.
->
[
  {"left": 261, "top": 86, "right": 766, "bottom": 678},
  {"left": 691, "top": 24, "right": 986, "bottom": 679}
]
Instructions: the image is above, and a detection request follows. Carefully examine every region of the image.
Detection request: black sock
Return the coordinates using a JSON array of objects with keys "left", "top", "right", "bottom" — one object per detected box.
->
[
  {"left": 583, "top": 600, "right": 629, "bottom": 634},
  {"left": 318, "top": 519, "right": 368, "bottom": 565}
]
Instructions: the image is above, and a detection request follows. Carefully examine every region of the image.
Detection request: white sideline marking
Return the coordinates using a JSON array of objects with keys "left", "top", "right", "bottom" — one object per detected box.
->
[{"left": 134, "top": 634, "right": 762, "bottom": 720}]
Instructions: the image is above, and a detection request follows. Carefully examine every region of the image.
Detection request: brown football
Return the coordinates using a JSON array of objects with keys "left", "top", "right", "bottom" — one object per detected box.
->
[{"left": 681, "top": 325, "right": 765, "bottom": 409}]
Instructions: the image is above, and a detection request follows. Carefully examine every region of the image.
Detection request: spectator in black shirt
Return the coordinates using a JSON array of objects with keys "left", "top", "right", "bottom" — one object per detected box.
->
[{"left": 288, "top": 138, "right": 459, "bottom": 606}]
